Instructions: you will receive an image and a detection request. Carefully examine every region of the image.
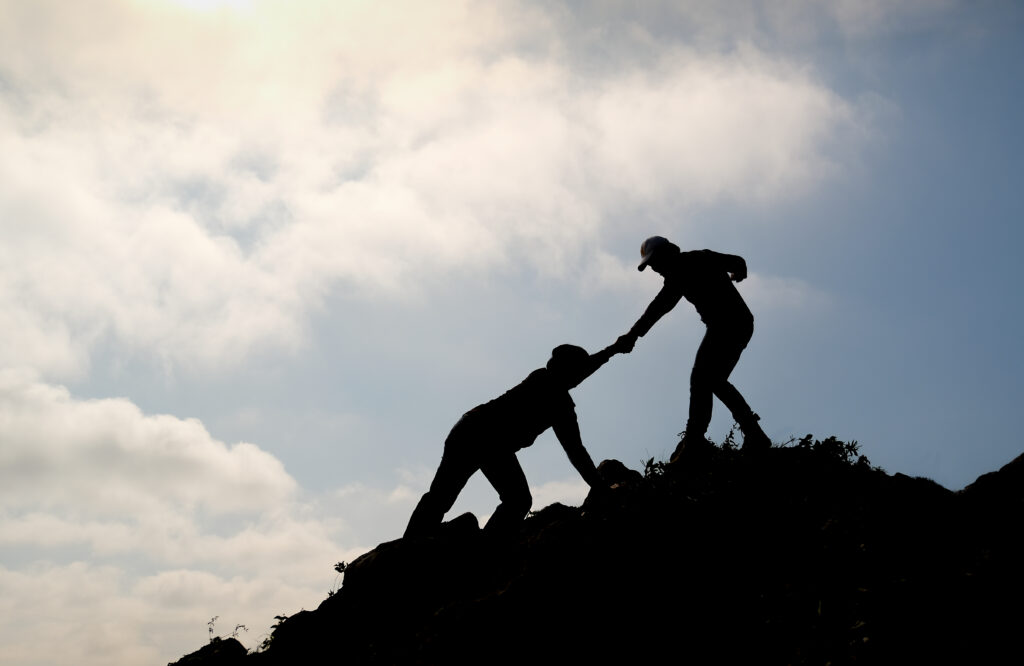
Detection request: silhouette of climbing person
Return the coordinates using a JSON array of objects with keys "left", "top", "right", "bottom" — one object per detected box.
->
[
  {"left": 616, "top": 236, "right": 771, "bottom": 460},
  {"left": 404, "top": 343, "right": 623, "bottom": 538}
]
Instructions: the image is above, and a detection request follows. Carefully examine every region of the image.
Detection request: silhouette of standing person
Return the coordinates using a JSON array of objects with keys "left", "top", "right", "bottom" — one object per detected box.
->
[
  {"left": 404, "top": 343, "right": 621, "bottom": 538},
  {"left": 617, "top": 236, "right": 771, "bottom": 461}
]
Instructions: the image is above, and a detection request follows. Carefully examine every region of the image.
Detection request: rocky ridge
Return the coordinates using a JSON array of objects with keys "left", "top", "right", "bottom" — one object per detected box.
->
[{"left": 172, "top": 436, "right": 1024, "bottom": 664}]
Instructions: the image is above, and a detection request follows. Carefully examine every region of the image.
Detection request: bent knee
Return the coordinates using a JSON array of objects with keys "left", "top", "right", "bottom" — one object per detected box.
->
[
  {"left": 420, "top": 488, "right": 459, "bottom": 515},
  {"left": 690, "top": 368, "right": 715, "bottom": 389},
  {"left": 504, "top": 491, "right": 533, "bottom": 517}
]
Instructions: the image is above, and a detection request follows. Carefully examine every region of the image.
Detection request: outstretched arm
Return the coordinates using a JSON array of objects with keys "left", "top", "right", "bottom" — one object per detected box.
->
[
  {"left": 565, "top": 342, "right": 621, "bottom": 389},
  {"left": 552, "top": 410, "right": 604, "bottom": 489},
  {"left": 617, "top": 282, "right": 685, "bottom": 351}
]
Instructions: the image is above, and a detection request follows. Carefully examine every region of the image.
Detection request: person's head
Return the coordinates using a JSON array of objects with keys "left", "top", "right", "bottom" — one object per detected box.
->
[
  {"left": 547, "top": 344, "right": 591, "bottom": 388},
  {"left": 638, "top": 235, "right": 680, "bottom": 274}
]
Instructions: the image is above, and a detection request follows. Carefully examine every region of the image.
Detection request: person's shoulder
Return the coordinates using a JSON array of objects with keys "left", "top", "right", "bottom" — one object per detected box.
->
[
  {"left": 510, "top": 367, "right": 552, "bottom": 395},
  {"left": 527, "top": 367, "right": 575, "bottom": 403},
  {"left": 496, "top": 367, "right": 545, "bottom": 398},
  {"left": 527, "top": 367, "right": 566, "bottom": 392},
  {"left": 524, "top": 367, "right": 549, "bottom": 383},
  {"left": 680, "top": 249, "right": 724, "bottom": 269},
  {"left": 673, "top": 249, "right": 710, "bottom": 263},
  {"left": 661, "top": 249, "right": 701, "bottom": 278}
]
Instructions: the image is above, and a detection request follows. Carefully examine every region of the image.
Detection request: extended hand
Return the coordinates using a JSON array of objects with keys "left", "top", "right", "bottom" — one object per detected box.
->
[{"left": 613, "top": 333, "right": 637, "bottom": 354}]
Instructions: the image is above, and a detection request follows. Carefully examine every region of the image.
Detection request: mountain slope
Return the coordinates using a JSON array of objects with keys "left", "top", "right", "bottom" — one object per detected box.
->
[{"left": 173, "top": 436, "right": 1024, "bottom": 664}]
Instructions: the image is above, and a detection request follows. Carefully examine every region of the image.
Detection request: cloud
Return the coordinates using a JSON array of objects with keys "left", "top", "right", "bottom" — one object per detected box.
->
[
  {"left": 0, "top": 370, "right": 380, "bottom": 663},
  {"left": 0, "top": 369, "right": 383, "bottom": 578},
  {"left": 538, "top": 0, "right": 957, "bottom": 48},
  {"left": 0, "top": 560, "right": 337, "bottom": 666},
  {"left": 742, "top": 273, "right": 830, "bottom": 311},
  {"left": 826, "top": 0, "right": 957, "bottom": 38},
  {"left": 0, "top": 368, "right": 362, "bottom": 577},
  {"left": 586, "top": 45, "right": 853, "bottom": 205},
  {"left": 529, "top": 477, "right": 590, "bottom": 509},
  {"left": 0, "top": 130, "right": 309, "bottom": 376},
  {"left": 0, "top": 0, "right": 866, "bottom": 378},
  {"left": 0, "top": 369, "right": 295, "bottom": 516}
]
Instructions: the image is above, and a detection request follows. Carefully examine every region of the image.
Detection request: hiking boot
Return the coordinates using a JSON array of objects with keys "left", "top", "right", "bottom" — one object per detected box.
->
[
  {"left": 670, "top": 433, "right": 713, "bottom": 464},
  {"left": 740, "top": 414, "right": 771, "bottom": 452}
]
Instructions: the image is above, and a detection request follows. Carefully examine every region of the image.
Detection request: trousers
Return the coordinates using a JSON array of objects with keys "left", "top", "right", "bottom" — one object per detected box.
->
[
  {"left": 686, "top": 319, "right": 757, "bottom": 438},
  {"left": 404, "top": 411, "right": 533, "bottom": 538}
]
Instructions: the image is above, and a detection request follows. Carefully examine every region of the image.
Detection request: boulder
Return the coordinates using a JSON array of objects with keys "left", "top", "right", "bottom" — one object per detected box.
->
[{"left": 168, "top": 637, "right": 246, "bottom": 666}]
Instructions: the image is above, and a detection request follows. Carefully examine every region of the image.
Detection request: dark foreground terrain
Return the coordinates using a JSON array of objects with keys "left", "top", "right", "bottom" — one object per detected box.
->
[{"left": 173, "top": 436, "right": 1024, "bottom": 664}]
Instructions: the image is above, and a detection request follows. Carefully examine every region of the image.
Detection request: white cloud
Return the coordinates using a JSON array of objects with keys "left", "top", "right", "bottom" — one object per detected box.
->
[
  {"left": 0, "top": 369, "right": 295, "bottom": 515},
  {"left": 0, "top": 562, "right": 162, "bottom": 666},
  {"left": 742, "top": 272, "right": 830, "bottom": 311},
  {"left": 0, "top": 560, "right": 335, "bottom": 666},
  {"left": 0, "top": 0, "right": 867, "bottom": 379},
  {"left": 588, "top": 45, "right": 853, "bottom": 205},
  {"left": 0, "top": 368, "right": 357, "bottom": 578},
  {"left": 542, "top": 0, "right": 957, "bottom": 46},
  {"left": 0, "top": 371, "right": 384, "bottom": 664},
  {"left": 529, "top": 477, "right": 591, "bottom": 508},
  {"left": 826, "top": 0, "right": 957, "bottom": 37}
]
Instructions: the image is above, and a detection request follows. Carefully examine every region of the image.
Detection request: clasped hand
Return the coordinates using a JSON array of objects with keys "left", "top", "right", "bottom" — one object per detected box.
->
[{"left": 612, "top": 333, "right": 637, "bottom": 354}]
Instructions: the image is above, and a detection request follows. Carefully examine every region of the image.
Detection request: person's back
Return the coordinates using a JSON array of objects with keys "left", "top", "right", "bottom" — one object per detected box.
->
[
  {"left": 664, "top": 250, "right": 752, "bottom": 327},
  {"left": 472, "top": 367, "right": 575, "bottom": 452}
]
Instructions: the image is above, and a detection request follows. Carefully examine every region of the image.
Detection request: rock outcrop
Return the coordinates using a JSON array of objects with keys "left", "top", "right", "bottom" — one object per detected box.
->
[{"left": 169, "top": 637, "right": 247, "bottom": 666}]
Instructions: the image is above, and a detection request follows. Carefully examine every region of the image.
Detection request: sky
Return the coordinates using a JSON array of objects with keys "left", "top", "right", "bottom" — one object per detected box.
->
[{"left": 1, "top": 0, "right": 1022, "bottom": 663}]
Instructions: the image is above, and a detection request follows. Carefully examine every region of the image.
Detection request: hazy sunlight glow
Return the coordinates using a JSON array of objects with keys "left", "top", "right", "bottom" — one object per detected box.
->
[{"left": 162, "top": 0, "right": 253, "bottom": 11}]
